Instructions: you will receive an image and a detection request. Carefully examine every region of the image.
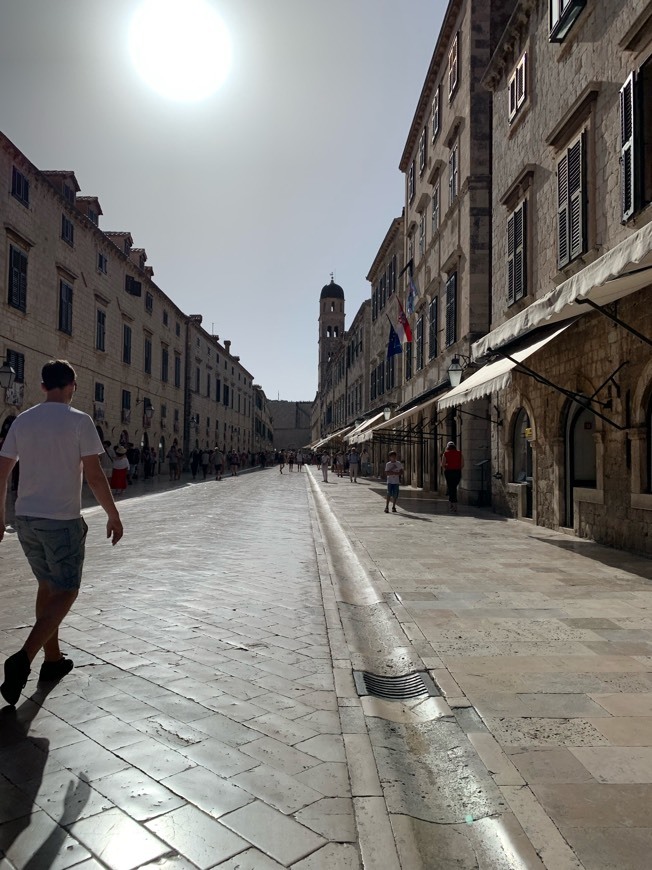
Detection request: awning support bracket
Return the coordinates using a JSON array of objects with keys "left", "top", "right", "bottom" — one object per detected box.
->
[
  {"left": 496, "top": 351, "right": 626, "bottom": 430},
  {"left": 576, "top": 297, "right": 652, "bottom": 347}
]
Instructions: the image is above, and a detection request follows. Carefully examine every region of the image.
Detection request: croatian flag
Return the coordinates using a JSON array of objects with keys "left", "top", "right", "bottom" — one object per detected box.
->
[{"left": 396, "top": 298, "right": 413, "bottom": 343}]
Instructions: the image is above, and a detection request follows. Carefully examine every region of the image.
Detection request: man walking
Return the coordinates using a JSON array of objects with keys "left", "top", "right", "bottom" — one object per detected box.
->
[
  {"left": 0, "top": 360, "right": 123, "bottom": 706},
  {"left": 348, "top": 446, "right": 360, "bottom": 483}
]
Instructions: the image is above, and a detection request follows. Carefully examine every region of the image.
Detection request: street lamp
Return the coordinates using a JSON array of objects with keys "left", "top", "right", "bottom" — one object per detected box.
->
[
  {"left": 136, "top": 398, "right": 154, "bottom": 421},
  {"left": 0, "top": 358, "right": 16, "bottom": 390},
  {"left": 383, "top": 406, "right": 392, "bottom": 421},
  {"left": 447, "top": 356, "right": 466, "bottom": 388}
]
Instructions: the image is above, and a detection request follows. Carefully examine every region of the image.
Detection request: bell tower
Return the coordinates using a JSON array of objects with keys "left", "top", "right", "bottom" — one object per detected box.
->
[{"left": 318, "top": 275, "right": 345, "bottom": 393}]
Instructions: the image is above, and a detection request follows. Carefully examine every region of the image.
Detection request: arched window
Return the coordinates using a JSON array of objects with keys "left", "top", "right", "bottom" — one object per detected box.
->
[
  {"left": 327, "top": 326, "right": 332, "bottom": 338},
  {"left": 512, "top": 408, "right": 532, "bottom": 482},
  {"left": 330, "top": 302, "right": 335, "bottom": 312},
  {"left": 334, "top": 326, "right": 339, "bottom": 338}
]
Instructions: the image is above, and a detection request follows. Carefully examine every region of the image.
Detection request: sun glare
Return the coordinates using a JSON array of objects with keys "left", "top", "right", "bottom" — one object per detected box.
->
[{"left": 129, "top": 0, "right": 232, "bottom": 102}]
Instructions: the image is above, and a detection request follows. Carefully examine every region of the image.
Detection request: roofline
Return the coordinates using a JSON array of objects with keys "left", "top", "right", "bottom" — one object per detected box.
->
[
  {"left": 366, "top": 216, "right": 404, "bottom": 281},
  {"left": 398, "top": 0, "right": 463, "bottom": 172}
]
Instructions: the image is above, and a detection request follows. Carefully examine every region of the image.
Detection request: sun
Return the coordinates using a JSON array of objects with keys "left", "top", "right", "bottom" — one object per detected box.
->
[{"left": 129, "top": 0, "right": 232, "bottom": 102}]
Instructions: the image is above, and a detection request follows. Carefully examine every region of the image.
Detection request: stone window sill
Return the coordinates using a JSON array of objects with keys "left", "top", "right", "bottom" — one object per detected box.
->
[
  {"left": 631, "top": 493, "right": 652, "bottom": 512},
  {"left": 574, "top": 487, "right": 604, "bottom": 506}
]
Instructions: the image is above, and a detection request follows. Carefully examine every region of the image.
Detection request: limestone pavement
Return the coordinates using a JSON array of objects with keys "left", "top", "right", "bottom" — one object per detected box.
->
[{"left": 0, "top": 465, "right": 650, "bottom": 868}]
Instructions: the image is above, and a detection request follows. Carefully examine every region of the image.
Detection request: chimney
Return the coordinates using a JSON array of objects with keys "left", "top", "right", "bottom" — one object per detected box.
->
[{"left": 224, "top": 340, "right": 231, "bottom": 354}]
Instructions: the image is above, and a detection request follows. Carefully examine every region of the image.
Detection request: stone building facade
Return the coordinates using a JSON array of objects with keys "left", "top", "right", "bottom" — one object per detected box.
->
[
  {"left": 453, "top": 0, "right": 652, "bottom": 553},
  {"left": 370, "top": 0, "right": 515, "bottom": 501},
  {"left": 268, "top": 400, "right": 312, "bottom": 451},
  {"left": 0, "top": 131, "right": 271, "bottom": 461}
]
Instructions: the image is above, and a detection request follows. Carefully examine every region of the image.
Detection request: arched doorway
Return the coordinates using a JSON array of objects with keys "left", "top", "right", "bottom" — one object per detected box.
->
[
  {"left": 565, "top": 399, "right": 597, "bottom": 527},
  {"left": 513, "top": 408, "right": 533, "bottom": 518}
]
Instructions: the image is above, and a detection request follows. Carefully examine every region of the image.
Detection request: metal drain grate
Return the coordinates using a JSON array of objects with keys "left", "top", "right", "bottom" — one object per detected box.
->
[{"left": 353, "top": 670, "right": 439, "bottom": 700}]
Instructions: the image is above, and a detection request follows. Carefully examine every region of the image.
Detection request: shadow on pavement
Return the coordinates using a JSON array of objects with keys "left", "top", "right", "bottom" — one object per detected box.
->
[
  {"left": 529, "top": 534, "right": 652, "bottom": 581},
  {"left": 0, "top": 684, "right": 90, "bottom": 869}
]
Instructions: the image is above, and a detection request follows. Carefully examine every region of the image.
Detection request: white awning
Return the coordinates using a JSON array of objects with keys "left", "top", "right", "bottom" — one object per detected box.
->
[
  {"left": 312, "top": 424, "right": 354, "bottom": 451},
  {"left": 373, "top": 394, "right": 440, "bottom": 433},
  {"left": 438, "top": 323, "right": 572, "bottom": 410},
  {"left": 473, "top": 223, "right": 652, "bottom": 360},
  {"left": 346, "top": 411, "right": 385, "bottom": 444}
]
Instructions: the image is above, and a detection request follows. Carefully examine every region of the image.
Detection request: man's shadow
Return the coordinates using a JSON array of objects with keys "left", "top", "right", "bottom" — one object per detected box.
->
[{"left": 0, "top": 685, "right": 90, "bottom": 868}]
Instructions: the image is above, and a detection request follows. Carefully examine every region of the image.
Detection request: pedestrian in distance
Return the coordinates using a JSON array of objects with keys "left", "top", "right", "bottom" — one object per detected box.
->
[
  {"left": 279, "top": 450, "right": 286, "bottom": 473},
  {"left": 384, "top": 450, "right": 404, "bottom": 513},
  {"left": 335, "top": 451, "right": 345, "bottom": 478},
  {"left": 110, "top": 446, "right": 129, "bottom": 496},
  {"left": 288, "top": 451, "right": 294, "bottom": 472},
  {"left": 441, "top": 441, "right": 464, "bottom": 513},
  {"left": 296, "top": 450, "right": 304, "bottom": 471},
  {"left": 201, "top": 448, "right": 210, "bottom": 479},
  {"left": 167, "top": 443, "right": 179, "bottom": 481},
  {"left": 214, "top": 447, "right": 224, "bottom": 480},
  {"left": 360, "top": 447, "right": 370, "bottom": 477},
  {"left": 190, "top": 447, "right": 201, "bottom": 480},
  {"left": 320, "top": 451, "right": 330, "bottom": 482},
  {"left": 229, "top": 451, "right": 240, "bottom": 476},
  {"left": 348, "top": 446, "right": 360, "bottom": 483},
  {"left": 0, "top": 360, "right": 123, "bottom": 707}
]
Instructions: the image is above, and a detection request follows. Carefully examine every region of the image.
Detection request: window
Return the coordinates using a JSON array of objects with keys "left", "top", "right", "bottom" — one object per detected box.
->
[
  {"left": 432, "top": 179, "right": 440, "bottom": 233},
  {"left": 508, "top": 53, "right": 527, "bottom": 122},
  {"left": 11, "top": 167, "right": 29, "bottom": 206},
  {"left": 174, "top": 354, "right": 181, "bottom": 388},
  {"left": 386, "top": 354, "right": 395, "bottom": 391},
  {"left": 418, "top": 128, "right": 427, "bottom": 174},
  {"left": 96, "top": 309, "right": 106, "bottom": 351},
  {"left": 557, "top": 132, "right": 586, "bottom": 269},
  {"left": 97, "top": 252, "right": 108, "bottom": 274},
  {"left": 445, "top": 272, "right": 457, "bottom": 347},
  {"left": 195, "top": 366, "right": 200, "bottom": 392},
  {"left": 161, "top": 347, "right": 169, "bottom": 382},
  {"left": 405, "top": 342, "right": 413, "bottom": 381},
  {"left": 621, "top": 64, "right": 652, "bottom": 222},
  {"left": 416, "top": 316, "right": 424, "bottom": 371},
  {"left": 163, "top": 310, "right": 169, "bottom": 326},
  {"left": 370, "top": 369, "right": 377, "bottom": 401},
  {"left": 87, "top": 209, "right": 98, "bottom": 226},
  {"left": 513, "top": 408, "right": 532, "bottom": 483},
  {"left": 122, "top": 389, "right": 131, "bottom": 411},
  {"left": 145, "top": 291, "right": 153, "bottom": 314},
  {"left": 125, "top": 275, "right": 142, "bottom": 297},
  {"left": 144, "top": 336, "right": 152, "bottom": 374},
  {"left": 408, "top": 160, "right": 415, "bottom": 203},
  {"left": 95, "top": 382, "right": 104, "bottom": 403},
  {"left": 61, "top": 215, "right": 74, "bottom": 246},
  {"left": 419, "top": 212, "right": 426, "bottom": 257},
  {"left": 449, "top": 141, "right": 459, "bottom": 205},
  {"left": 223, "top": 384, "right": 230, "bottom": 407},
  {"left": 6, "top": 350, "right": 24, "bottom": 382},
  {"left": 431, "top": 86, "right": 440, "bottom": 140},
  {"left": 507, "top": 200, "right": 527, "bottom": 304},
  {"left": 448, "top": 33, "right": 459, "bottom": 99},
  {"left": 175, "top": 321, "right": 181, "bottom": 337},
  {"left": 428, "top": 296, "right": 438, "bottom": 359},
  {"left": 549, "top": 0, "right": 586, "bottom": 42},
  {"left": 123, "top": 324, "right": 132, "bottom": 364},
  {"left": 207, "top": 372, "right": 211, "bottom": 397},
  {"left": 8, "top": 245, "right": 27, "bottom": 312},
  {"left": 390, "top": 255, "right": 397, "bottom": 295},
  {"left": 216, "top": 377, "right": 221, "bottom": 402},
  {"left": 378, "top": 362, "right": 385, "bottom": 396},
  {"left": 58, "top": 280, "right": 73, "bottom": 334},
  {"left": 63, "top": 184, "right": 75, "bottom": 205}
]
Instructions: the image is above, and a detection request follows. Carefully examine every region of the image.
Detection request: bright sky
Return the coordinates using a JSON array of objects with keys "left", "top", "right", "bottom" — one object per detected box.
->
[{"left": 0, "top": 0, "right": 444, "bottom": 400}]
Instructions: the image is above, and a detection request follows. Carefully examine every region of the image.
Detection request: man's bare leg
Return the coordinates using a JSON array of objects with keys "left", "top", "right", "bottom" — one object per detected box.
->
[{"left": 23, "top": 582, "right": 78, "bottom": 663}]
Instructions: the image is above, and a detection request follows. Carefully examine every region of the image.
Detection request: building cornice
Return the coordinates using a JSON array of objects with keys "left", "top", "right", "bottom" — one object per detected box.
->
[
  {"left": 366, "top": 216, "right": 404, "bottom": 281},
  {"left": 482, "top": 0, "right": 537, "bottom": 91},
  {"left": 399, "top": 0, "right": 464, "bottom": 172}
]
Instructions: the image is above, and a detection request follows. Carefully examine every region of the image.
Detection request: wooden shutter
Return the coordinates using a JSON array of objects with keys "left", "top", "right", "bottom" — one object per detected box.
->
[
  {"left": 507, "top": 213, "right": 515, "bottom": 305},
  {"left": 620, "top": 72, "right": 636, "bottom": 222},
  {"left": 9, "top": 247, "right": 27, "bottom": 310},
  {"left": 514, "top": 201, "right": 526, "bottom": 301},
  {"left": 557, "top": 152, "right": 570, "bottom": 268},
  {"left": 568, "top": 134, "right": 585, "bottom": 261},
  {"left": 445, "top": 273, "right": 457, "bottom": 346}
]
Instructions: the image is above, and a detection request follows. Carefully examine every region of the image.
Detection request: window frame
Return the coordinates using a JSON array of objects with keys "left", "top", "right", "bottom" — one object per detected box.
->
[
  {"left": 508, "top": 53, "right": 527, "bottom": 123},
  {"left": 418, "top": 128, "right": 427, "bottom": 174},
  {"left": 58, "top": 279, "right": 73, "bottom": 335},
  {"left": 8, "top": 244, "right": 27, "bottom": 312},
  {"left": 432, "top": 178, "right": 440, "bottom": 233},
  {"left": 507, "top": 199, "right": 527, "bottom": 305},
  {"left": 6, "top": 349, "right": 25, "bottom": 383},
  {"left": 122, "top": 324, "right": 132, "bottom": 365},
  {"left": 448, "top": 33, "right": 459, "bottom": 100},
  {"left": 557, "top": 131, "right": 586, "bottom": 269},
  {"left": 448, "top": 140, "right": 459, "bottom": 206},
  {"left": 144, "top": 335, "right": 152, "bottom": 374},
  {"left": 408, "top": 160, "right": 416, "bottom": 203},
  {"left": 11, "top": 167, "right": 29, "bottom": 206},
  {"left": 445, "top": 272, "right": 457, "bottom": 347},
  {"left": 96, "top": 308, "right": 106, "bottom": 351},
  {"left": 61, "top": 214, "right": 74, "bottom": 247},
  {"left": 428, "top": 296, "right": 438, "bottom": 360},
  {"left": 549, "top": 0, "right": 586, "bottom": 43},
  {"left": 431, "top": 86, "right": 440, "bottom": 141}
]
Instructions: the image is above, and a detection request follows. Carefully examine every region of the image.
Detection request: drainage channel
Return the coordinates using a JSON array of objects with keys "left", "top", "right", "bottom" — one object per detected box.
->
[{"left": 308, "top": 471, "right": 543, "bottom": 870}]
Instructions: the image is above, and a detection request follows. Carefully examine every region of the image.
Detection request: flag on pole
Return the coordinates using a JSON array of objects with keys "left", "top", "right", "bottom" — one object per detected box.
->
[
  {"left": 386, "top": 317, "right": 403, "bottom": 359},
  {"left": 406, "top": 265, "right": 419, "bottom": 315},
  {"left": 396, "top": 298, "right": 413, "bottom": 343}
]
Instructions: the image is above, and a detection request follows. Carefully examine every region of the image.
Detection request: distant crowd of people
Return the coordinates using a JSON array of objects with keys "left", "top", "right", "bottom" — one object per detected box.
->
[{"left": 98, "top": 440, "right": 274, "bottom": 495}]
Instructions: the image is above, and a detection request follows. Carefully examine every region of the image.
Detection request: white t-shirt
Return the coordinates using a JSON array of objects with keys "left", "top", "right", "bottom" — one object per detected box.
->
[
  {"left": 385, "top": 460, "right": 403, "bottom": 485},
  {"left": 0, "top": 402, "right": 103, "bottom": 519}
]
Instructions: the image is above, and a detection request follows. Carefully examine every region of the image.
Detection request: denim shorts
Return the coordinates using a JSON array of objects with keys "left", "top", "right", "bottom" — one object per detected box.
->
[
  {"left": 14, "top": 516, "right": 88, "bottom": 590},
  {"left": 387, "top": 483, "right": 400, "bottom": 498}
]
